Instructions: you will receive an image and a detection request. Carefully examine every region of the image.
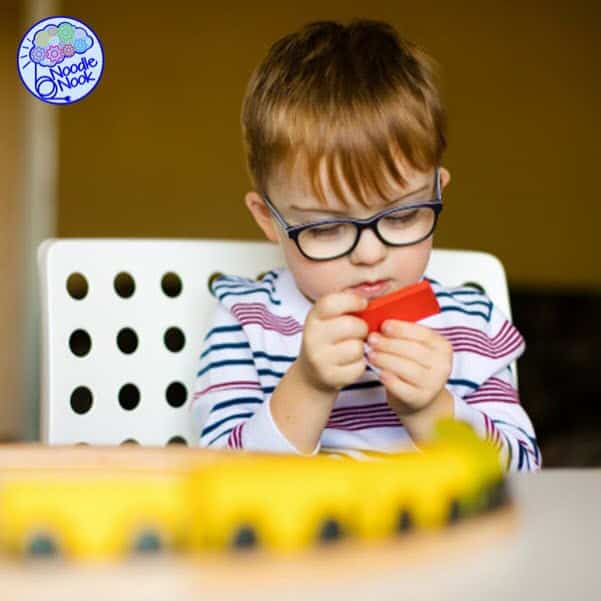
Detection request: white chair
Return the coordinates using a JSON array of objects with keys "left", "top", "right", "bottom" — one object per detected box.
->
[{"left": 37, "top": 239, "right": 514, "bottom": 446}]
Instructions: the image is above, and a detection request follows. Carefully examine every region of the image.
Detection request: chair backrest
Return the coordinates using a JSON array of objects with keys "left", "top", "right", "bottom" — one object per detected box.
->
[{"left": 38, "top": 239, "right": 513, "bottom": 445}]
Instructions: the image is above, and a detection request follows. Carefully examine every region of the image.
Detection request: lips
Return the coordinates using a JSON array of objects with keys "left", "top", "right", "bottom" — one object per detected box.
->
[{"left": 350, "top": 279, "right": 390, "bottom": 299}]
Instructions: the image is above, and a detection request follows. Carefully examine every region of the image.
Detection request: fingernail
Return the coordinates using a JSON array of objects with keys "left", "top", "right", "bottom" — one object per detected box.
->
[{"left": 368, "top": 333, "right": 380, "bottom": 346}]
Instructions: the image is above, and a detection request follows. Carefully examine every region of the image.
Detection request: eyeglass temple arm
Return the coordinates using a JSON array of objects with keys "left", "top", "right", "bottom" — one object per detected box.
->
[
  {"left": 262, "top": 168, "right": 441, "bottom": 229},
  {"left": 261, "top": 194, "right": 290, "bottom": 230}
]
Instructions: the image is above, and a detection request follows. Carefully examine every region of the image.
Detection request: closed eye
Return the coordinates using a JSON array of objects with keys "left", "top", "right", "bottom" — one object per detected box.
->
[
  {"left": 382, "top": 209, "right": 419, "bottom": 225},
  {"left": 305, "top": 223, "right": 348, "bottom": 238}
]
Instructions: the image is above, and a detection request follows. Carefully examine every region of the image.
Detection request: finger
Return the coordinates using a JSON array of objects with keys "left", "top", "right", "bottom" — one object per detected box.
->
[
  {"left": 334, "top": 338, "right": 367, "bottom": 365},
  {"left": 380, "top": 320, "right": 437, "bottom": 347},
  {"left": 335, "top": 359, "right": 368, "bottom": 386},
  {"left": 379, "top": 371, "right": 420, "bottom": 405},
  {"left": 315, "top": 292, "right": 368, "bottom": 320},
  {"left": 367, "top": 335, "right": 431, "bottom": 369},
  {"left": 367, "top": 350, "right": 427, "bottom": 386},
  {"left": 328, "top": 315, "right": 369, "bottom": 343}
]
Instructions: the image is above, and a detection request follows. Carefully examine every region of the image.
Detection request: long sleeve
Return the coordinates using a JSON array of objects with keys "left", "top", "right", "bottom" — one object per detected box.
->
[
  {"left": 452, "top": 366, "right": 541, "bottom": 471},
  {"left": 191, "top": 302, "right": 308, "bottom": 454},
  {"left": 432, "top": 289, "right": 542, "bottom": 472}
]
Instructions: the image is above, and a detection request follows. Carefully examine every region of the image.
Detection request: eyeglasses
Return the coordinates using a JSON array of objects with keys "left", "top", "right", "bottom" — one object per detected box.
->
[{"left": 262, "top": 167, "right": 443, "bottom": 261}]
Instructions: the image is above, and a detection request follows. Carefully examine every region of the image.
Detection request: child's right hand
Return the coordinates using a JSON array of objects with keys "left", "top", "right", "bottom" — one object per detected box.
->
[{"left": 296, "top": 291, "right": 369, "bottom": 394}]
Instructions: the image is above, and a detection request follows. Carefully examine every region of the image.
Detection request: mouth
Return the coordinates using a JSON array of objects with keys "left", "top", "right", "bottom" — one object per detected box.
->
[{"left": 349, "top": 279, "right": 391, "bottom": 299}]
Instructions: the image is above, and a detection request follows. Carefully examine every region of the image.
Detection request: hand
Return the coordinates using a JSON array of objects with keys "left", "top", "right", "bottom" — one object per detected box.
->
[
  {"left": 296, "top": 292, "right": 369, "bottom": 394},
  {"left": 366, "top": 319, "right": 453, "bottom": 417}
]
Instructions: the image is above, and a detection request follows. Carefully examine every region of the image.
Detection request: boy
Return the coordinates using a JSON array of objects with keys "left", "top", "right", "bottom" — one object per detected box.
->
[{"left": 192, "top": 19, "right": 540, "bottom": 471}]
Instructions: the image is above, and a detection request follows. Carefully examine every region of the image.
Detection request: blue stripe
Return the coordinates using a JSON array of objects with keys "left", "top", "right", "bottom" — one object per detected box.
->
[
  {"left": 500, "top": 430, "right": 512, "bottom": 470},
  {"left": 201, "top": 412, "right": 253, "bottom": 436},
  {"left": 439, "top": 305, "right": 492, "bottom": 322},
  {"left": 448, "top": 378, "right": 479, "bottom": 389},
  {"left": 427, "top": 277, "right": 487, "bottom": 297},
  {"left": 204, "top": 325, "right": 243, "bottom": 341},
  {"left": 438, "top": 288, "right": 487, "bottom": 298},
  {"left": 258, "top": 368, "right": 285, "bottom": 378},
  {"left": 260, "top": 380, "right": 383, "bottom": 394},
  {"left": 252, "top": 351, "right": 296, "bottom": 363},
  {"left": 197, "top": 359, "right": 255, "bottom": 378},
  {"left": 435, "top": 292, "right": 491, "bottom": 307},
  {"left": 517, "top": 441, "right": 528, "bottom": 470},
  {"left": 213, "top": 282, "right": 255, "bottom": 291},
  {"left": 257, "top": 271, "right": 279, "bottom": 291},
  {"left": 493, "top": 419, "right": 540, "bottom": 464},
  {"left": 492, "top": 419, "right": 537, "bottom": 441},
  {"left": 207, "top": 427, "right": 233, "bottom": 446},
  {"left": 200, "top": 342, "right": 250, "bottom": 359},
  {"left": 211, "top": 397, "right": 264, "bottom": 412},
  {"left": 217, "top": 288, "right": 281, "bottom": 305}
]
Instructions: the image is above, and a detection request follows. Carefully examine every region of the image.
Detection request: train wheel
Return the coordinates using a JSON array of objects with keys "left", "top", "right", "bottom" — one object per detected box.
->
[
  {"left": 132, "top": 529, "right": 164, "bottom": 554},
  {"left": 317, "top": 517, "right": 343, "bottom": 544},
  {"left": 231, "top": 524, "right": 258, "bottom": 550},
  {"left": 396, "top": 509, "right": 413, "bottom": 534},
  {"left": 447, "top": 499, "right": 462, "bottom": 524},
  {"left": 25, "top": 531, "right": 60, "bottom": 558},
  {"left": 485, "top": 480, "right": 508, "bottom": 510}
]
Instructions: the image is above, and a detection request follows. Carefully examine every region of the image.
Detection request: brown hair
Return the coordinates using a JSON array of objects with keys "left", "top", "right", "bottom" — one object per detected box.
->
[{"left": 241, "top": 19, "right": 447, "bottom": 207}]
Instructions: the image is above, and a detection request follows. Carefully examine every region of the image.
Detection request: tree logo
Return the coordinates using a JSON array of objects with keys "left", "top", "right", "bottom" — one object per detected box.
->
[{"left": 17, "top": 16, "right": 104, "bottom": 105}]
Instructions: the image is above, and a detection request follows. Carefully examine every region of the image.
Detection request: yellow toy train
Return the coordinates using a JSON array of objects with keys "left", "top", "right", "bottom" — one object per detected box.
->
[{"left": 0, "top": 420, "right": 507, "bottom": 560}]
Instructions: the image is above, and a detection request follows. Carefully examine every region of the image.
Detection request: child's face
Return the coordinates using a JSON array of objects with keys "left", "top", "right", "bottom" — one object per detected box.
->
[{"left": 246, "top": 159, "right": 451, "bottom": 303}]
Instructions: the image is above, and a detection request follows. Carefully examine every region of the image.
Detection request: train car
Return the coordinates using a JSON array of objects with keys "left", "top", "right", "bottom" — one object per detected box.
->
[
  {"left": 0, "top": 469, "right": 189, "bottom": 559},
  {"left": 0, "top": 419, "right": 507, "bottom": 559},
  {"left": 186, "top": 419, "right": 507, "bottom": 552}
]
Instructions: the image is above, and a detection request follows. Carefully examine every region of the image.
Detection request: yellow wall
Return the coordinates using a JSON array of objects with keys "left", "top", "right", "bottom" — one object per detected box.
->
[
  {"left": 59, "top": 0, "right": 600, "bottom": 289},
  {"left": 0, "top": 1, "right": 25, "bottom": 439}
]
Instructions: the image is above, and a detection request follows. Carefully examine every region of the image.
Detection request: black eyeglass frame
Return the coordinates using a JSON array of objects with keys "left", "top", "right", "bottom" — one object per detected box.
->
[{"left": 261, "top": 167, "right": 443, "bottom": 261}]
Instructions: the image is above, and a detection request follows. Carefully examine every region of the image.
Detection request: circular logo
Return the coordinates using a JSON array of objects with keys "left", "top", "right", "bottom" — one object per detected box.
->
[{"left": 17, "top": 16, "right": 104, "bottom": 105}]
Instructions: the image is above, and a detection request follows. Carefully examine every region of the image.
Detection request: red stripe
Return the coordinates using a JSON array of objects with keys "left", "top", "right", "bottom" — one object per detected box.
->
[
  {"left": 466, "top": 396, "right": 519, "bottom": 405},
  {"left": 196, "top": 380, "right": 261, "bottom": 396},
  {"left": 435, "top": 321, "right": 522, "bottom": 349},
  {"left": 235, "top": 317, "right": 302, "bottom": 335},
  {"left": 231, "top": 304, "right": 303, "bottom": 335},
  {"left": 227, "top": 423, "right": 245, "bottom": 449},
  {"left": 466, "top": 378, "right": 520, "bottom": 405},
  {"left": 327, "top": 411, "right": 399, "bottom": 425},
  {"left": 330, "top": 403, "right": 393, "bottom": 417},
  {"left": 449, "top": 335, "right": 523, "bottom": 358},
  {"left": 482, "top": 413, "right": 490, "bottom": 438},
  {"left": 325, "top": 420, "right": 402, "bottom": 431}
]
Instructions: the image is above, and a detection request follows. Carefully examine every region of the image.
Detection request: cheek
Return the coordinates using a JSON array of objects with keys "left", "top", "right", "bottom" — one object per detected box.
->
[
  {"left": 279, "top": 236, "right": 434, "bottom": 301},
  {"left": 281, "top": 243, "right": 347, "bottom": 302},
  {"left": 388, "top": 238, "right": 433, "bottom": 286}
]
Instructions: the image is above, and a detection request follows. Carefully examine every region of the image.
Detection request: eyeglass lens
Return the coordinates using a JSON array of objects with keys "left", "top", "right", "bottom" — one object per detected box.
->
[{"left": 296, "top": 206, "right": 436, "bottom": 260}]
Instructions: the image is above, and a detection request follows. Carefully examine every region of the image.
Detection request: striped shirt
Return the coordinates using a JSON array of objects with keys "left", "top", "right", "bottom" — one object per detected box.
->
[{"left": 191, "top": 268, "right": 541, "bottom": 471}]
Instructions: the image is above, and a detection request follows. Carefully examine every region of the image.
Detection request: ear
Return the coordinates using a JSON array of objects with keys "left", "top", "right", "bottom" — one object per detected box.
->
[
  {"left": 244, "top": 191, "right": 279, "bottom": 243},
  {"left": 439, "top": 166, "right": 451, "bottom": 191}
]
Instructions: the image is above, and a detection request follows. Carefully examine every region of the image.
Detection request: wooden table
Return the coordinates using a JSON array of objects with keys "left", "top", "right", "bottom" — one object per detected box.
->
[{"left": 0, "top": 447, "right": 599, "bottom": 601}]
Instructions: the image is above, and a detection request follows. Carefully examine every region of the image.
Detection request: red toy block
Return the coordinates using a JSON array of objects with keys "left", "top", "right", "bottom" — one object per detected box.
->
[{"left": 352, "top": 280, "right": 440, "bottom": 334}]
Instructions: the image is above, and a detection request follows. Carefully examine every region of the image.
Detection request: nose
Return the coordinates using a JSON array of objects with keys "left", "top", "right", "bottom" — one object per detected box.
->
[{"left": 349, "top": 227, "right": 387, "bottom": 265}]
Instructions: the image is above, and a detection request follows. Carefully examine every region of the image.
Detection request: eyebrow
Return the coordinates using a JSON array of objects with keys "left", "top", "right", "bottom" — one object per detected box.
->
[{"left": 289, "top": 183, "right": 431, "bottom": 216}]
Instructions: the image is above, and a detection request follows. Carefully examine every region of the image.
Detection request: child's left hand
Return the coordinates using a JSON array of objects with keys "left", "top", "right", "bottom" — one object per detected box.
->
[{"left": 366, "top": 319, "right": 453, "bottom": 417}]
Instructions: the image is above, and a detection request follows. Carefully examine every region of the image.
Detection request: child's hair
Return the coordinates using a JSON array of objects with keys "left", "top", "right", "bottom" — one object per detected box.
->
[{"left": 241, "top": 19, "right": 447, "bottom": 207}]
